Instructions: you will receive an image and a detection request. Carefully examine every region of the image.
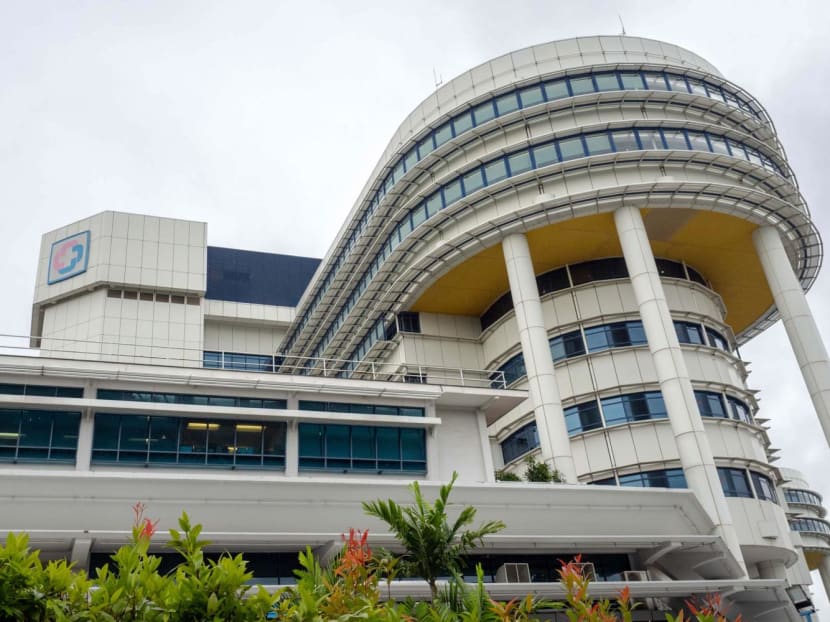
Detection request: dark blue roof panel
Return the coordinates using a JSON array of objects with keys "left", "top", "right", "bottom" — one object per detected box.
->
[{"left": 206, "top": 246, "right": 321, "bottom": 307}]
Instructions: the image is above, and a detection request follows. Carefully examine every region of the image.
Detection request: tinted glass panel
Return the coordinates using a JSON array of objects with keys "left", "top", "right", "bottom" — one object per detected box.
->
[
  {"left": 719, "top": 467, "right": 753, "bottom": 498},
  {"left": 519, "top": 85, "right": 544, "bottom": 106},
  {"left": 558, "top": 137, "right": 585, "bottom": 160},
  {"left": 543, "top": 80, "right": 569, "bottom": 100},
  {"left": 569, "top": 76, "right": 595, "bottom": 95},
  {"left": 495, "top": 93, "right": 520, "bottom": 115}
]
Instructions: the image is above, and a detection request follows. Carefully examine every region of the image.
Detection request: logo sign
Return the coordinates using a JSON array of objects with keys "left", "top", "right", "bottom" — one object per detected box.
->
[{"left": 48, "top": 231, "right": 90, "bottom": 285}]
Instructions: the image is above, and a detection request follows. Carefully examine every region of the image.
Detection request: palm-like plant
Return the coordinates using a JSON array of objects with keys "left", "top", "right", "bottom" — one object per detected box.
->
[{"left": 362, "top": 471, "right": 506, "bottom": 599}]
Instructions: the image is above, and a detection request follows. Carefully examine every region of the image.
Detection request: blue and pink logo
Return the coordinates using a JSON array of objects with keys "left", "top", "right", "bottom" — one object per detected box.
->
[{"left": 47, "top": 231, "right": 90, "bottom": 284}]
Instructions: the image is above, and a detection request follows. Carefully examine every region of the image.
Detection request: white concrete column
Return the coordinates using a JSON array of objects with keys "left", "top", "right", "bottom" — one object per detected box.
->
[
  {"left": 820, "top": 555, "right": 830, "bottom": 608},
  {"left": 501, "top": 233, "right": 576, "bottom": 483},
  {"left": 614, "top": 205, "right": 745, "bottom": 572},
  {"left": 754, "top": 225, "right": 830, "bottom": 448},
  {"left": 476, "top": 409, "right": 496, "bottom": 482},
  {"left": 284, "top": 420, "right": 299, "bottom": 477}
]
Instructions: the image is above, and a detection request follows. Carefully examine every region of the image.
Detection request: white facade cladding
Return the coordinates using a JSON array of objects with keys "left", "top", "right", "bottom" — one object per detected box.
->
[{"left": 2, "top": 35, "right": 829, "bottom": 620}]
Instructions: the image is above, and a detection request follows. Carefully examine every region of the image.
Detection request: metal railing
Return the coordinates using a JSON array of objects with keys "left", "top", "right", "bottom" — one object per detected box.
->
[{"left": 0, "top": 333, "right": 507, "bottom": 390}]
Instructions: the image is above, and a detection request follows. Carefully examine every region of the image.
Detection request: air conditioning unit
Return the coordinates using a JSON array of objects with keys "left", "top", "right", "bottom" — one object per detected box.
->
[
  {"left": 495, "top": 562, "right": 531, "bottom": 583},
  {"left": 623, "top": 570, "right": 650, "bottom": 582},
  {"left": 575, "top": 562, "right": 596, "bottom": 581}
]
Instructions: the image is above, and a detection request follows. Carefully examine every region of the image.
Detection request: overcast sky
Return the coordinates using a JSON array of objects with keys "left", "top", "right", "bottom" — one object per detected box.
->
[{"left": 1, "top": 0, "right": 829, "bottom": 609}]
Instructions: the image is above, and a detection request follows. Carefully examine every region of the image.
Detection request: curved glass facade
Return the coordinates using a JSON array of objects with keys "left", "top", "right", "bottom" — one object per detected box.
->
[
  {"left": 789, "top": 518, "right": 830, "bottom": 537},
  {"left": 296, "top": 124, "right": 787, "bottom": 366},
  {"left": 784, "top": 488, "right": 824, "bottom": 507},
  {"left": 287, "top": 68, "right": 770, "bottom": 357},
  {"left": 491, "top": 317, "right": 736, "bottom": 388}
]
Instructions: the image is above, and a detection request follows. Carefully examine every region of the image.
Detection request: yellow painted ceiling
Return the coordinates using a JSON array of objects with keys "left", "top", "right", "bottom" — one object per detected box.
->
[{"left": 410, "top": 210, "right": 772, "bottom": 335}]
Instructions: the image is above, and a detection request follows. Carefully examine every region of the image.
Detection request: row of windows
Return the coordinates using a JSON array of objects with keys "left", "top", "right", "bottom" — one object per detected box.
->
[
  {"left": 307, "top": 125, "right": 784, "bottom": 368},
  {"left": 298, "top": 424, "right": 426, "bottom": 473},
  {"left": 590, "top": 467, "right": 777, "bottom": 503},
  {"left": 481, "top": 258, "right": 708, "bottom": 330},
  {"left": 789, "top": 518, "right": 830, "bottom": 537},
  {"left": 492, "top": 318, "right": 732, "bottom": 387},
  {"left": 92, "top": 414, "right": 287, "bottom": 468},
  {"left": 299, "top": 401, "right": 425, "bottom": 418},
  {"left": 501, "top": 389, "right": 753, "bottom": 462},
  {"left": 97, "top": 389, "right": 286, "bottom": 411},
  {"left": 107, "top": 289, "right": 200, "bottom": 305},
  {"left": 784, "top": 488, "right": 824, "bottom": 507},
  {"left": 0, "top": 409, "right": 80, "bottom": 463},
  {"left": 203, "top": 351, "right": 283, "bottom": 373},
  {"left": 0, "top": 383, "right": 83, "bottom": 398},
  {"left": 288, "top": 68, "right": 764, "bottom": 352}
]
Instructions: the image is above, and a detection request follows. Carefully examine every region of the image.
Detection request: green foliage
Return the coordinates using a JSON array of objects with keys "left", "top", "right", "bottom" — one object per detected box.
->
[
  {"left": 0, "top": 531, "right": 91, "bottom": 622},
  {"left": 363, "top": 471, "right": 506, "bottom": 599},
  {"left": 523, "top": 457, "right": 564, "bottom": 483},
  {"left": 494, "top": 469, "right": 522, "bottom": 482}
]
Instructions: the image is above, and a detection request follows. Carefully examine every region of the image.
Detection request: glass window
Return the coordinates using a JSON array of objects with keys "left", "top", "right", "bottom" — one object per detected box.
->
[
  {"left": 784, "top": 489, "right": 823, "bottom": 507},
  {"left": 557, "top": 137, "right": 585, "bottom": 161},
  {"left": 674, "top": 321, "right": 705, "bottom": 345},
  {"left": 707, "top": 135, "right": 730, "bottom": 155},
  {"left": 619, "top": 468, "right": 687, "bottom": 489},
  {"left": 483, "top": 159, "right": 508, "bottom": 184},
  {"left": 425, "top": 191, "right": 442, "bottom": 218},
  {"left": 550, "top": 330, "right": 585, "bottom": 362},
  {"left": 569, "top": 76, "right": 595, "bottom": 96},
  {"left": 687, "top": 132, "right": 710, "bottom": 152},
  {"left": 611, "top": 130, "right": 639, "bottom": 152},
  {"left": 501, "top": 422, "right": 538, "bottom": 463},
  {"left": 619, "top": 73, "right": 646, "bottom": 89},
  {"left": 507, "top": 151, "right": 533, "bottom": 175},
  {"left": 452, "top": 111, "right": 474, "bottom": 135},
  {"left": 601, "top": 391, "right": 666, "bottom": 426},
  {"left": 203, "top": 351, "right": 222, "bottom": 369},
  {"left": 495, "top": 93, "right": 520, "bottom": 115},
  {"left": 751, "top": 472, "right": 778, "bottom": 503},
  {"left": 564, "top": 401, "right": 602, "bottom": 435},
  {"left": 727, "top": 140, "right": 748, "bottom": 160},
  {"left": 585, "top": 133, "right": 613, "bottom": 155},
  {"left": 656, "top": 258, "right": 686, "bottom": 279},
  {"left": 543, "top": 79, "right": 569, "bottom": 100},
  {"left": 718, "top": 467, "right": 753, "bottom": 498},
  {"left": 726, "top": 396, "right": 752, "bottom": 424},
  {"left": 433, "top": 123, "right": 453, "bottom": 148},
  {"left": 473, "top": 101, "right": 496, "bottom": 125},
  {"left": 519, "top": 85, "right": 544, "bottom": 107},
  {"left": 594, "top": 73, "right": 620, "bottom": 91},
  {"left": 495, "top": 353, "right": 527, "bottom": 386},
  {"left": 411, "top": 204, "right": 428, "bottom": 229},
  {"left": 687, "top": 78, "right": 708, "bottom": 96},
  {"left": 695, "top": 391, "right": 727, "bottom": 418},
  {"left": 403, "top": 147, "right": 418, "bottom": 171},
  {"left": 536, "top": 267, "right": 569, "bottom": 295},
  {"left": 665, "top": 75, "right": 689, "bottom": 93},
  {"left": 637, "top": 130, "right": 664, "bottom": 150},
  {"left": 644, "top": 74, "right": 669, "bottom": 90},
  {"left": 462, "top": 168, "right": 485, "bottom": 194},
  {"left": 442, "top": 179, "right": 463, "bottom": 205},
  {"left": 705, "top": 327, "right": 730, "bottom": 351},
  {"left": 532, "top": 143, "right": 558, "bottom": 167},
  {"left": 585, "top": 321, "right": 646, "bottom": 352},
  {"left": 662, "top": 130, "right": 689, "bottom": 150}
]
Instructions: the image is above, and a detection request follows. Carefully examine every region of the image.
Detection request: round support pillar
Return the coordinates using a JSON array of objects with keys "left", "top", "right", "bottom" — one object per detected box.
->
[{"left": 501, "top": 232, "right": 576, "bottom": 483}]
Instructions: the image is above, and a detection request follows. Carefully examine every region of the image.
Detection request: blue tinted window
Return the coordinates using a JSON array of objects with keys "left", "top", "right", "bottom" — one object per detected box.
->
[
  {"left": 674, "top": 321, "right": 704, "bottom": 345},
  {"left": 619, "top": 468, "right": 687, "bottom": 489},
  {"left": 532, "top": 143, "right": 558, "bottom": 167},
  {"left": 507, "top": 151, "right": 533, "bottom": 175},
  {"left": 601, "top": 392, "right": 667, "bottom": 426},
  {"left": 550, "top": 330, "right": 585, "bottom": 361},
  {"left": 569, "top": 76, "right": 594, "bottom": 95},
  {"left": 726, "top": 396, "right": 752, "bottom": 424},
  {"left": 442, "top": 179, "right": 463, "bottom": 205},
  {"left": 425, "top": 191, "right": 442, "bottom": 218},
  {"left": 417, "top": 135, "right": 435, "bottom": 159},
  {"left": 594, "top": 73, "right": 620, "bottom": 91},
  {"left": 462, "top": 168, "right": 485, "bottom": 194},
  {"left": 501, "top": 422, "right": 538, "bottom": 463},
  {"left": 519, "top": 85, "right": 544, "bottom": 106},
  {"left": 644, "top": 74, "right": 669, "bottom": 90},
  {"left": 751, "top": 471, "right": 778, "bottom": 503},
  {"left": 619, "top": 73, "right": 645, "bottom": 89},
  {"left": 558, "top": 137, "right": 585, "bottom": 160},
  {"left": 483, "top": 159, "right": 508, "bottom": 184},
  {"left": 434, "top": 123, "right": 453, "bottom": 148},
  {"left": 543, "top": 80, "right": 569, "bottom": 100},
  {"left": 705, "top": 327, "right": 730, "bottom": 351},
  {"left": 718, "top": 467, "right": 753, "bottom": 498},
  {"left": 585, "top": 133, "right": 613, "bottom": 155},
  {"left": 695, "top": 391, "right": 727, "bottom": 418},
  {"left": 92, "top": 414, "right": 285, "bottom": 469},
  {"left": 495, "top": 93, "right": 520, "bottom": 115},
  {"left": 564, "top": 401, "right": 602, "bottom": 435},
  {"left": 0, "top": 409, "right": 80, "bottom": 464},
  {"left": 299, "top": 423, "right": 425, "bottom": 473},
  {"left": 612, "top": 130, "right": 639, "bottom": 152},
  {"left": 473, "top": 101, "right": 496, "bottom": 125},
  {"left": 585, "top": 321, "right": 646, "bottom": 352},
  {"left": 452, "top": 111, "right": 474, "bottom": 135}
]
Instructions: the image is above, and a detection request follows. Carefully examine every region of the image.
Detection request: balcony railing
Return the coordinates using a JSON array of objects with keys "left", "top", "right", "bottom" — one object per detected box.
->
[{"left": 0, "top": 333, "right": 507, "bottom": 390}]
